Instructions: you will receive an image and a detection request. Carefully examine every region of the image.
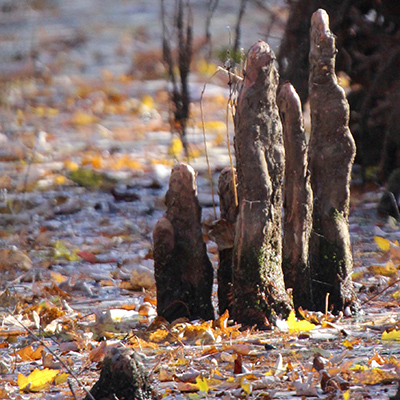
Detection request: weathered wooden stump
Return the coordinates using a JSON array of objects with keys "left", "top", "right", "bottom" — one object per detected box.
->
[
  {"left": 153, "top": 163, "right": 214, "bottom": 322},
  {"left": 278, "top": 82, "right": 314, "bottom": 312},
  {"left": 232, "top": 40, "right": 293, "bottom": 328},
  {"left": 85, "top": 347, "right": 152, "bottom": 400},
  {"left": 308, "top": 9, "right": 357, "bottom": 312}
]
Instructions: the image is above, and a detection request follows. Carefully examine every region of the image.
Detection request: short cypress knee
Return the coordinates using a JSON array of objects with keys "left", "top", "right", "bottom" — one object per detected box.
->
[{"left": 153, "top": 163, "right": 214, "bottom": 322}]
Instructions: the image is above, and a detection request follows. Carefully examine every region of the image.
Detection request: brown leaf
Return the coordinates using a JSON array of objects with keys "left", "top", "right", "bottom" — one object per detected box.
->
[{"left": 234, "top": 354, "right": 243, "bottom": 374}]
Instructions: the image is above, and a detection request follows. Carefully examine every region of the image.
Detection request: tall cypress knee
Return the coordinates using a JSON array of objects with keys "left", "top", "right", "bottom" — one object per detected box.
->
[
  {"left": 153, "top": 163, "right": 214, "bottom": 322},
  {"left": 232, "top": 41, "right": 292, "bottom": 328},
  {"left": 308, "top": 10, "right": 357, "bottom": 312},
  {"left": 278, "top": 82, "right": 313, "bottom": 312}
]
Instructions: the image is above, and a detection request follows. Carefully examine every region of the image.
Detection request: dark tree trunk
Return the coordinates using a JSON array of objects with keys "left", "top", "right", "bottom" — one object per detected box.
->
[
  {"left": 85, "top": 347, "right": 152, "bottom": 400},
  {"left": 153, "top": 163, "right": 214, "bottom": 322},
  {"left": 232, "top": 41, "right": 292, "bottom": 328},
  {"left": 277, "top": 82, "right": 314, "bottom": 312},
  {"left": 308, "top": 10, "right": 357, "bottom": 313},
  {"left": 215, "top": 167, "right": 238, "bottom": 315}
]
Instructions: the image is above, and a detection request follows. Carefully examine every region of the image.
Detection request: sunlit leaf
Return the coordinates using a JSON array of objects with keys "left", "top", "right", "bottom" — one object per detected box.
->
[
  {"left": 54, "top": 373, "right": 69, "bottom": 385},
  {"left": 53, "top": 241, "right": 80, "bottom": 261},
  {"left": 16, "top": 345, "right": 43, "bottom": 361},
  {"left": 168, "top": 137, "right": 183, "bottom": 158},
  {"left": 64, "top": 160, "right": 79, "bottom": 172},
  {"left": 148, "top": 329, "right": 169, "bottom": 343},
  {"left": 368, "top": 261, "right": 397, "bottom": 277},
  {"left": 50, "top": 271, "right": 67, "bottom": 284},
  {"left": 342, "top": 339, "right": 359, "bottom": 349},
  {"left": 353, "top": 368, "right": 399, "bottom": 385},
  {"left": 70, "top": 110, "right": 98, "bottom": 125},
  {"left": 374, "top": 236, "right": 390, "bottom": 252},
  {"left": 343, "top": 389, "right": 350, "bottom": 400},
  {"left": 382, "top": 329, "right": 400, "bottom": 341},
  {"left": 287, "top": 311, "right": 315, "bottom": 333},
  {"left": 240, "top": 378, "right": 252, "bottom": 395},
  {"left": 18, "top": 368, "right": 60, "bottom": 392},
  {"left": 141, "top": 95, "right": 154, "bottom": 109},
  {"left": 197, "top": 59, "right": 217, "bottom": 76},
  {"left": 196, "top": 376, "right": 209, "bottom": 393}
]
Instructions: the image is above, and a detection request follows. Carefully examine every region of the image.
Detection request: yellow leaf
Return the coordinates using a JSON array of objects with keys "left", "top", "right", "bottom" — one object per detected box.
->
[
  {"left": 18, "top": 368, "right": 60, "bottom": 392},
  {"left": 368, "top": 261, "right": 398, "bottom": 277},
  {"left": 342, "top": 339, "right": 353, "bottom": 350},
  {"left": 197, "top": 59, "right": 217, "bottom": 76},
  {"left": 55, "top": 175, "right": 66, "bottom": 185},
  {"left": 64, "top": 160, "right": 79, "bottom": 172},
  {"left": 54, "top": 373, "right": 69, "bottom": 385},
  {"left": 171, "top": 358, "right": 189, "bottom": 366},
  {"left": 148, "top": 329, "right": 169, "bottom": 343},
  {"left": 374, "top": 236, "right": 390, "bottom": 252},
  {"left": 392, "top": 290, "right": 400, "bottom": 299},
  {"left": 240, "top": 378, "right": 252, "bottom": 395},
  {"left": 201, "top": 120, "right": 226, "bottom": 132},
  {"left": 141, "top": 95, "right": 154, "bottom": 109},
  {"left": 196, "top": 376, "right": 209, "bottom": 393},
  {"left": 53, "top": 241, "right": 80, "bottom": 262},
  {"left": 50, "top": 271, "right": 67, "bottom": 284},
  {"left": 382, "top": 329, "right": 400, "bottom": 341},
  {"left": 287, "top": 311, "right": 315, "bottom": 333},
  {"left": 70, "top": 110, "right": 98, "bottom": 125},
  {"left": 168, "top": 137, "right": 183, "bottom": 158},
  {"left": 343, "top": 389, "right": 350, "bottom": 400}
]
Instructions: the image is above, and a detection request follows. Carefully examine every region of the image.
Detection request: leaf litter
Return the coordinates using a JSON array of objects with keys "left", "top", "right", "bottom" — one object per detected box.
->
[{"left": 1, "top": 1, "right": 400, "bottom": 399}]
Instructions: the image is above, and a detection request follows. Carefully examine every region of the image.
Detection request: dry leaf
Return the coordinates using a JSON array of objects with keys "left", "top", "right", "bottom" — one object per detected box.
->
[
  {"left": 287, "top": 311, "right": 315, "bottom": 333},
  {"left": 18, "top": 368, "right": 60, "bottom": 392}
]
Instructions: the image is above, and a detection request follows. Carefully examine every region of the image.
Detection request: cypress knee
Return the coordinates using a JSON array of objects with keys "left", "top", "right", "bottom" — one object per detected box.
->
[
  {"left": 153, "top": 163, "right": 214, "bottom": 321},
  {"left": 278, "top": 82, "right": 314, "bottom": 312},
  {"left": 213, "top": 167, "right": 238, "bottom": 315},
  {"left": 308, "top": 9, "right": 357, "bottom": 313},
  {"left": 232, "top": 41, "right": 292, "bottom": 328}
]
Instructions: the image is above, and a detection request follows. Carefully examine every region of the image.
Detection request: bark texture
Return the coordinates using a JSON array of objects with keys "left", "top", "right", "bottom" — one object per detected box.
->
[
  {"left": 308, "top": 10, "right": 357, "bottom": 313},
  {"left": 277, "top": 82, "right": 314, "bottom": 312},
  {"left": 215, "top": 167, "right": 238, "bottom": 315},
  {"left": 85, "top": 347, "right": 152, "bottom": 400},
  {"left": 153, "top": 163, "right": 214, "bottom": 322},
  {"left": 232, "top": 41, "right": 292, "bottom": 328}
]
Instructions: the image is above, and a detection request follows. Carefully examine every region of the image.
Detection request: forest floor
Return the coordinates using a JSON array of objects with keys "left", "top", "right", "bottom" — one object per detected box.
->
[{"left": 1, "top": 1, "right": 400, "bottom": 399}]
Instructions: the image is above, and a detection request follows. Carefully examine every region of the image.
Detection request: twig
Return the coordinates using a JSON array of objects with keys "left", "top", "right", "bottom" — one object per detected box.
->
[
  {"left": 200, "top": 70, "right": 219, "bottom": 220},
  {"left": 8, "top": 313, "right": 96, "bottom": 400},
  {"left": 68, "top": 378, "right": 78, "bottom": 400},
  {"left": 361, "top": 277, "right": 400, "bottom": 306}
]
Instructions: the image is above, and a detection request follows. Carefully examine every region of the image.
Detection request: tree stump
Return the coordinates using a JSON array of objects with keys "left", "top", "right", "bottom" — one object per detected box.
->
[
  {"left": 153, "top": 163, "right": 214, "bottom": 322},
  {"left": 85, "top": 347, "right": 152, "bottom": 400},
  {"left": 277, "top": 82, "right": 314, "bottom": 312},
  {"left": 232, "top": 40, "right": 292, "bottom": 328},
  {"left": 308, "top": 9, "right": 357, "bottom": 313}
]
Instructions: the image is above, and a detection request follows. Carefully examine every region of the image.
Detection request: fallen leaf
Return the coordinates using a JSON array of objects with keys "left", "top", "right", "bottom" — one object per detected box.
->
[
  {"left": 382, "top": 329, "right": 400, "bottom": 341},
  {"left": 374, "top": 236, "right": 390, "bottom": 252},
  {"left": 18, "top": 368, "right": 60, "bottom": 392},
  {"left": 287, "top": 311, "right": 315, "bottom": 333},
  {"left": 196, "top": 376, "right": 209, "bottom": 393}
]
